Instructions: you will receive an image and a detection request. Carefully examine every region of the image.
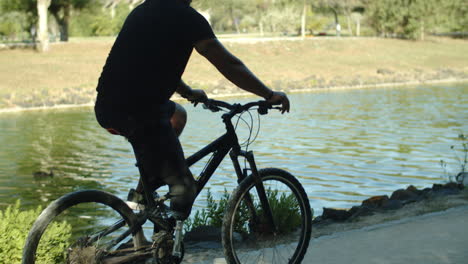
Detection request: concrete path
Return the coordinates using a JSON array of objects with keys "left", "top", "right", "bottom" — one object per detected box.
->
[
  {"left": 303, "top": 206, "right": 468, "bottom": 264},
  {"left": 189, "top": 206, "right": 468, "bottom": 264}
]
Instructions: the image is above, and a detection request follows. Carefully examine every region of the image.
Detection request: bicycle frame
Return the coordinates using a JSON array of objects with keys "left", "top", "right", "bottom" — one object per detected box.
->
[
  {"left": 185, "top": 111, "right": 277, "bottom": 232},
  {"left": 143, "top": 107, "right": 276, "bottom": 228},
  {"left": 87, "top": 130, "right": 277, "bottom": 250},
  {"left": 114, "top": 105, "right": 278, "bottom": 249},
  {"left": 186, "top": 114, "right": 243, "bottom": 193}
]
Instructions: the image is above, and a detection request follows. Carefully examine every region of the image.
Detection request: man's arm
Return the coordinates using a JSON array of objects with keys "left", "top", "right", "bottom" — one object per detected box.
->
[
  {"left": 175, "top": 80, "right": 193, "bottom": 98},
  {"left": 176, "top": 79, "right": 207, "bottom": 102},
  {"left": 194, "top": 38, "right": 290, "bottom": 113}
]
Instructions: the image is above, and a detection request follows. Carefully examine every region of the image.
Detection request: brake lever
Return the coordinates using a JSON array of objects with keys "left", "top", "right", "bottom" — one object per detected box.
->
[
  {"left": 257, "top": 107, "right": 268, "bottom": 115},
  {"left": 202, "top": 103, "right": 221, "bottom": 112},
  {"left": 257, "top": 100, "right": 276, "bottom": 115}
]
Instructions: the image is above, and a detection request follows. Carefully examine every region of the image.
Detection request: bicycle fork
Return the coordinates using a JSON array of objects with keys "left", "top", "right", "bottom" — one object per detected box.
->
[{"left": 230, "top": 150, "right": 278, "bottom": 234}]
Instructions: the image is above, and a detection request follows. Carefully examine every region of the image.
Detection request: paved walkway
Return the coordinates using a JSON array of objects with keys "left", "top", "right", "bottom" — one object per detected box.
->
[
  {"left": 189, "top": 206, "right": 468, "bottom": 264},
  {"left": 303, "top": 205, "right": 468, "bottom": 264}
]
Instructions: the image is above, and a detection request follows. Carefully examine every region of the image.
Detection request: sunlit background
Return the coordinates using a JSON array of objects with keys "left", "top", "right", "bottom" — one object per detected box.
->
[{"left": 0, "top": 1, "right": 467, "bottom": 257}]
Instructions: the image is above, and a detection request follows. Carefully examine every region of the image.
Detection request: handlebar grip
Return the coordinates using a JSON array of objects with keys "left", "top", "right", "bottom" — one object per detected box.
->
[{"left": 257, "top": 101, "right": 271, "bottom": 115}]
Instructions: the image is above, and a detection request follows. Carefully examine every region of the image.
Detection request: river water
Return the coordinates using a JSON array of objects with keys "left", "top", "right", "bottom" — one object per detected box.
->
[{"left": 0, "top": 84, "right": 467, "bottom": 218}]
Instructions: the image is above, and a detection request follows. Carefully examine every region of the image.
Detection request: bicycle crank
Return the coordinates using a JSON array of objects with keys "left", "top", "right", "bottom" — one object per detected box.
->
[{"left": 152, "top": 231, "right": 184, "bottom": 264}]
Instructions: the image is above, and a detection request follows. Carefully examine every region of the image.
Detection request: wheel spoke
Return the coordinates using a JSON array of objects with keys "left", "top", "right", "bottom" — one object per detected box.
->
[
  {"left": 23, "top": 190, "right": 143, "bottom": 264},
  {"left": 223, "top": 168, "right": 312, "bottom": 264}
]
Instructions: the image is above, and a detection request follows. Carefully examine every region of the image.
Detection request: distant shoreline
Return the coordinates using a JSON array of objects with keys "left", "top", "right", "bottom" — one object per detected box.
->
[
  {"left": 1, "top": 77, "right": 467, "bottom": 114},
  {"left": 2, "top": 37, "right": 467, "bottom": 111}
]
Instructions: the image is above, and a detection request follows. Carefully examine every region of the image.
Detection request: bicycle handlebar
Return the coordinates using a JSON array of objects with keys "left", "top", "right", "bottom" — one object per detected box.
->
[{"left": 201, "top": 99, "right": 280, "bottom": 115}]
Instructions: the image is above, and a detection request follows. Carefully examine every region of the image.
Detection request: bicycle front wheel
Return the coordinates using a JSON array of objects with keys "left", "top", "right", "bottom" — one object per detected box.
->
[
  {"left": 222, "top": 168, "right": 312, "bottom": 264},
  {"left": 22, "top": 190, "right": 145, "bottom": 264}
]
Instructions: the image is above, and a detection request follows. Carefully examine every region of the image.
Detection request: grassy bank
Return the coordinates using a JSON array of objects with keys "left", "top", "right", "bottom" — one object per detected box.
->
[{"left": 0, "top": 37, "right": 467, "bottom": 109}]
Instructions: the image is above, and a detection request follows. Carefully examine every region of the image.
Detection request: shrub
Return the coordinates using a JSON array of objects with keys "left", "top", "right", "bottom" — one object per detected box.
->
[
  {"left": 0, "top": 200, "right": 72, "bottom": 264},
  {"left": 0, "top": 11, "right": 30, "bottom": 41},
  {"left": 184, "top": 187, "right": 302, "bottom": 235},
  {"left": 440, "top": 133, "right": 467, "bottom": 183},
  {"left": 184, "top": 189, "right": 229, "bottom": 232},
  {"left": 70, "top": 2, "right": 132, "bottom": 37}
]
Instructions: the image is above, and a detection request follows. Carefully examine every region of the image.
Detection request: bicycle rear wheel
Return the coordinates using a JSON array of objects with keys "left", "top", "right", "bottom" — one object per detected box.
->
[
  {"left": 22, "top": 190, "right": 145, "bottom": 264},
  {"left": 222, "top": 168, "right": 312, "bottom": 264}
]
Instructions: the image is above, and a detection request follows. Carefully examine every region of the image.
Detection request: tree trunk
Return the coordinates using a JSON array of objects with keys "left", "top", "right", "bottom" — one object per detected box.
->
[
  {"left": 346, "top": 15, "right": 353, "bottom": 36},
  {"left": 36, "top": 0, "right": 51, "bottom": 52},
  {"left": 51, "top": 3, "right": 70, "bottom": 42},
  {"left": 331, "top": 8, "right": 340, "bottom": 37},
  {"left": 61, "top": 3, "right": 71, "bottom": 41},
  {"left": 110, "top": 3, "right": 116, "bottom": 19},
  {"left": 356, "top": 18, "right": 361, "bottom": 36},
  {"left": 259, "top": 21, "right": 264, "bottom": 36},
  {"left": 301, "top": 1, "right": 307, "bottom": 38},
  {"left": 229, "top": 8, "right": 240, "bottom": 34},
  {"left": 420, "top": 20, "right": 425, "bottom": 41}
]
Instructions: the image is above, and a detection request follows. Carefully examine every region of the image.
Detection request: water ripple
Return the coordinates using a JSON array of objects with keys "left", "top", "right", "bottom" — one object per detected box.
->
[{"left": 0, "top": 85, "right": 467, "bottom": 216}]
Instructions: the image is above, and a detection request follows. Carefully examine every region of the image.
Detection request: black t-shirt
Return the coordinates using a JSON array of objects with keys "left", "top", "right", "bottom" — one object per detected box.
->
[{"left": 96, "top": 0, "right": 215, "bottom": 114}]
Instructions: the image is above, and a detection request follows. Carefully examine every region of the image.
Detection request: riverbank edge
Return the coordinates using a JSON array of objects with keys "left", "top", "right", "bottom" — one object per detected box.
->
[
  {"left": 183, "top": 182, "right": 468, "bottom": 244},
  {"left": 1, "top": 77, "right": 467, "bottom": 114}
]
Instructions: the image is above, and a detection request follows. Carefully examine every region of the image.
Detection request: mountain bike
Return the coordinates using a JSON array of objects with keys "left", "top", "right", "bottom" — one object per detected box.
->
[{"left": 22, "top": 99, "right": 312, "bottom": 264}]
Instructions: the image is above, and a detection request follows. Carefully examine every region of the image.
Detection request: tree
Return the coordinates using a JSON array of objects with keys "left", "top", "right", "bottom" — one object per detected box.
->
[
  {"left": 447, "top": 0, "right": 468, "bottom": 32},
  {"left": 36, "top": 0, "right": 51, "bottom": 52},
  {"left": 314, "top": 0, "right": 363, "bottom": 36},
  {"left": 194, "top": 0, "right": 254, "bottom": 33},
  {"left": 351, "top": 6, "right": 365, "bottom": 36},
  {"left": 1, "top": 0, "right": 94, "bottom": 43},
  {"left": 300, "top": 0, "right": 314, "bottom": 38},
  {"left": 366, "top": 0, "right": 442, "bottom": 40},
  {"left": 0, "top": 0, "right": 36, "bottom": 40},
  {"left": 49, "top": 0, "right": 92, "bottom": 41}
]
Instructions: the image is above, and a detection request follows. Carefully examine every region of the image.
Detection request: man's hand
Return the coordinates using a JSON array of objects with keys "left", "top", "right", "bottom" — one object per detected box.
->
[
  {"left": 176, "top": 80, "right": 208, "bottom": 105},
  {"left": 183, "top": 89, "right": 208, "bottom": 105},
  {"left": 267, "top": 91, "right": 290, "bottom": 114}
]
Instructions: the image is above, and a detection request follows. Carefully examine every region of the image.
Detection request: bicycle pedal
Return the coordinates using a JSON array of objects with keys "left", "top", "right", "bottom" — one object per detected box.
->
[{"left": 125, "top": 201, "right": 145, "bottom": 210}]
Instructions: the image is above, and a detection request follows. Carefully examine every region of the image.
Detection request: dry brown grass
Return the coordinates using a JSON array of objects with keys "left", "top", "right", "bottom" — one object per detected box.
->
[{"left": 0, "top": 37, "right": 467, "bottom": 109}]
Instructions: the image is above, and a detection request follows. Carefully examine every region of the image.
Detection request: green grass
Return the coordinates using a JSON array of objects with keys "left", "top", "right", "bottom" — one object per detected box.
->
[
  {"left": 0, "top": 37, "right": 467, "bottom": 109},
  {"left": 0, "top": 201, "right": 72, "bottom": 263},
  {"left": 185, "top": 188, "right": 302, "bottom": 235}
]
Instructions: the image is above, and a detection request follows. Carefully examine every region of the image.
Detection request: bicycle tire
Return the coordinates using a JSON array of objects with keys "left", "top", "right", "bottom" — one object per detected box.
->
[
  {"left": 222, "top": 168, "right": 312, "bottom": 264},
  {"left": 22, "top": 190, "right": 144, "bottom": 264}
]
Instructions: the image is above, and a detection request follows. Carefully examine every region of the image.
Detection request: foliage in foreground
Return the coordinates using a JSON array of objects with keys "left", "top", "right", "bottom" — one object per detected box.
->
[
  {"left": 184, "top": 188, "right": 302, "bottom": 235},
  {"left": 440, "top": 133, "right": 467, "bottom": 183},
  {"left": 0, "top": 200, "right": 72, "bottom": 264},
  {"left": 232, "top": 188, "right": 302, "bottom": 235},
  {"left": 184, "top": 189, "right": 229, "bottom": 232}
]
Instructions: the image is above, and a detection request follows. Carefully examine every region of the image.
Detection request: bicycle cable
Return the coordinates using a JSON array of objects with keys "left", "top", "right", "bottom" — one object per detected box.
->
[
  {"left": 233, "top": 108, "right": 263, "bottom": 171},
  {"left": 234, "top": 110, "right": 254, "bottom": 147}
]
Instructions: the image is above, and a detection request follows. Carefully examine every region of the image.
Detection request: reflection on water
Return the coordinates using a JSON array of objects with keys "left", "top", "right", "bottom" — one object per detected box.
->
[{"left": 0, "top": 84, "right": 467, "bottom": 217}]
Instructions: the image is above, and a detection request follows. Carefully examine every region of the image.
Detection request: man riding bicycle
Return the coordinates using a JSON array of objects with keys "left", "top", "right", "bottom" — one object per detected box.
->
[{"left": 94, "top": 0, "right": 290, "bottom": 225}]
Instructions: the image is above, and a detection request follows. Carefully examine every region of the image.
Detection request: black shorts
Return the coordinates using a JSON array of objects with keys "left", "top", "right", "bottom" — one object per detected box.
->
[
  {"left": 94, "top": 94, "right": 176, "bottom": 139},
  {"left": 94, "top": 94, "right": 196, "bottom": 218}
]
